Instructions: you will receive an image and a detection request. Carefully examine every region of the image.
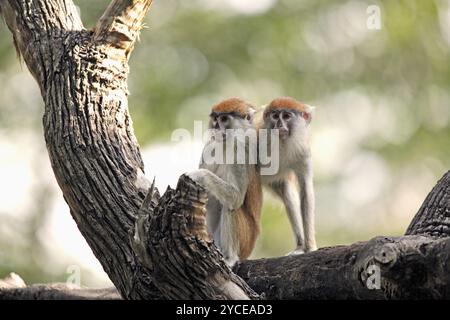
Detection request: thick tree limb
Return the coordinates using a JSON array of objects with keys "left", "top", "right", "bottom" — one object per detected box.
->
[
  {"left": 0, "top": 284, "right": 120, "bottom": 300},
  {"left": 2, "top": 171, "right": 450, "bottom": 300},
  {"left": 406, "top": 170, "right": 450, "bottom": 238},
  {"left": 234, "top": 171, "right": 447, "bottom": 300},
  {"left": 94, "top": 0, "right": 153, "bottom": 59},
  {"left": 236, "top": 235, "right": 450, "bottom": 299},
  {"left": 1, "top": 0, "right": 449, "bottom": 300},
  {"left": 133, "top": 176, "right": 258, "bottom": 299},
  {"left": 0, "top": 0, "right": 160, "bottom": 299},
  {"left": 1, "top": 0, "right": 255, "bottom": 299},
  {"left": 0, "top": 0, "right": 83, "bottom": 86},
  {"left": 0, "top": 273, "right": 119, "bottom": 300},
  {"left": 3, "top": 235, "right": 449, "bottom": 300}
]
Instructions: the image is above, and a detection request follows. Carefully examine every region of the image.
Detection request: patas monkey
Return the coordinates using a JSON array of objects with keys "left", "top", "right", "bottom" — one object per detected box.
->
[
  {"left": 187, "top": 98, "right": 262, "bottom": 267},
  {"left": 260, "top": 97, "right": 317, "bottom": 253}
]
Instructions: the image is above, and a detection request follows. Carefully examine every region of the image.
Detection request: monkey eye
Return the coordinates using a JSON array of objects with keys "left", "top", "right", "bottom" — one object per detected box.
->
[
  {"left": 271, "top": 113, "right": 280, "bottom": 120},
  {"left": 219, "top": 115, "right": 229, "bottom": 123},
  {"left": 282, "top": 112, "right": 292, "bottom": 120}
]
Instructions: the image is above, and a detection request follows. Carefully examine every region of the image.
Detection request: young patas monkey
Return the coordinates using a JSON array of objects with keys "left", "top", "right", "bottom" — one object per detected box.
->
[
  {"left": 260, "top": 97, "right": 317, "bottom": 253},
  {"left": 187, "top": 98, "right": 262, "bottom": 267}
]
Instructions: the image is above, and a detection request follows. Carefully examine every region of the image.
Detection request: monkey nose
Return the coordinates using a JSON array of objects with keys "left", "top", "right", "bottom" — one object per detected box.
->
[
  {"left": 276, "top": 123, "right": 287, "bottom": 132},
  {"left": 278, "top": 128, "right": 289, "bottom": 138}
]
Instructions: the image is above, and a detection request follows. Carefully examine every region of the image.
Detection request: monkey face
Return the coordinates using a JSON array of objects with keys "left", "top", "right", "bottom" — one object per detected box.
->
[
  {"left": 209, "top": 112, "right": 253, "bottom": 141},
  {"left": 265, "top": 109, "right": 300, "bottom": 140},
  {"left": 263, "top": 97, "right": 314, "bottom": 140}
]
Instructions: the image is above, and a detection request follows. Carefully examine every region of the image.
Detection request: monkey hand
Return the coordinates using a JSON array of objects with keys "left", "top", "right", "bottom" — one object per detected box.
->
[
  {"left": 185, "top": 169, "right": 209, "bottom": 187},
  {"left": 286, "top": 247, "right": 305, "bottom": 256}
]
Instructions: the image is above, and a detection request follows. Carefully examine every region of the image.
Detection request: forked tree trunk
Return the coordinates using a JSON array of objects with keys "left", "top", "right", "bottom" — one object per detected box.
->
[
  {"left": 0, "top": 0, "right": 256, "bottom": 300},
  {"left": 0, "top": 0, "right": 449, "bottom": 300}
]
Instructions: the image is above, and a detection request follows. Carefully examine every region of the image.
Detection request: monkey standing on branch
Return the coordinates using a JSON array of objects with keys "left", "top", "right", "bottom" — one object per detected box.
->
[
  {"left": 187, "top": 98, "right": 262, "bottom": 267},
  {"left": 260, "top": 97, "right": 317, "bottom": 254}
]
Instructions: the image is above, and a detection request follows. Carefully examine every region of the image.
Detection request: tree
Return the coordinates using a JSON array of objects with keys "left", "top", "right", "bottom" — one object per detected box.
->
[{"left": 0, "top": 0, "right": 449, "bottom": 300}]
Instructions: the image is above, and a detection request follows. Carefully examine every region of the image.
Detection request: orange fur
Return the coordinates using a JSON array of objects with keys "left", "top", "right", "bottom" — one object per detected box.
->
[
  {"left": 264, "top": 97, "right": 306, "bottom": 117},
  {"left": 235, "top": 165, "right": 263, "bottom": 260},
  {"left": 212, "top": 97, "right": 254, "bottom": 117}
]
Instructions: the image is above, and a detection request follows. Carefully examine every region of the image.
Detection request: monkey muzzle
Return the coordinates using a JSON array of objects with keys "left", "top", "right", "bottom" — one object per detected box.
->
[
  {"left": 277, "top": 128, "right": 290, "bottom": 139},
  {"left": 212, "top": 129, "right": 229, "bottom": 142}
]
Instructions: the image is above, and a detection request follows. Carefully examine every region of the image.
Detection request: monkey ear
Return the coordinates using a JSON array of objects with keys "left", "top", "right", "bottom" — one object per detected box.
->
[
  {"left": 302, "top": 104, "right": 315, "bottom": 124},
  {"left": 258, "top": 104, "right": 268, "bottom": 119},
  {"left": 259, "top": 104, "right": 268, "bottom": 110},
  {"left": 246, "top": 107, "right": 256, "bottom": 122}
]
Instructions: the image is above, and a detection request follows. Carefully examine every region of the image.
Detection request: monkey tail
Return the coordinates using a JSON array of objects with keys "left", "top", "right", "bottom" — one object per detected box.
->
[
  {"left": 236, "top": 167, "right": 263, "bottom": 261},
  {"left": 235, "top": 209, "right": 260, "bottom": 260}
]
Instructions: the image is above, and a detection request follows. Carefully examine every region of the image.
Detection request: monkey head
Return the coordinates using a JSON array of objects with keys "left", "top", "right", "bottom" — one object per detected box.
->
[
  {"left": 209, "top": 97, "right": 256, "bottom": 140},
  {"left": 263, "top": 97, "right": 314, "bottom": 140}
]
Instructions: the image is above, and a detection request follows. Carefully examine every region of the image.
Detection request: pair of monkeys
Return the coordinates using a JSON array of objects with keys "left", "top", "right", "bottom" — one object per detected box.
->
[{"left": 187, "top": 97, "right": 316, "bottom": 267}]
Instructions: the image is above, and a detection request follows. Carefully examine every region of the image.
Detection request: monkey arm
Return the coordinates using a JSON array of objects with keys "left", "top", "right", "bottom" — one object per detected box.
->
[{"left": 187, "top": 168, "right": 249, "bottom": 211}]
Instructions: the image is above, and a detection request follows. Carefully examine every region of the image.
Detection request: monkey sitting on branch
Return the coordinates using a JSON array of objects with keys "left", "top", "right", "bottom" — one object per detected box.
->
[{"left": 187, "top": 98, "right": 262, "bottom": 267}]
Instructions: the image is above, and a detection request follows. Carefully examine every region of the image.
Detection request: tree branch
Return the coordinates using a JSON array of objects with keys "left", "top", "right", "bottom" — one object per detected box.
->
[
  {"left": 406, "top": 170, "right": 450, "bottom": 238},
  {"left": 0, "top": 0, "right": 161, "bottom": 300},
  {"left": 93, "top": 0, "right": 153, "bottom": 59},
  {"left": 0, "top": 283, "right": 120, "bottom": 300},
  {"left": 0, "top": 0, "right": 260, "bottom": 296},
  {"left": 133, "top": 175, "right": 258, "bottom": 299},
  {"left": 3, "top": 235, "right": 450, "bottom": 300},
  {"left": 0, "top": 273, "right": 120, "bottom": 300},
  {"left": 235, "top": 235, "right": 450, "bottom": 299},
  {"left": 0, "top": 0, "right": 83, "bottom": 86}
]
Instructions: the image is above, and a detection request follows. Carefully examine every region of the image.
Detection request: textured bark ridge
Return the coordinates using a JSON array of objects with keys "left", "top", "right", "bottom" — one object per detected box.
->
[
  {"left": 0, "top": 272, "right": 120, "bottom": 299},
  {"left": 133, "top": 176, "right": 259, "bottom": 299},
  {"left": 236, "top": 235, "right": 450, "bottom": 299},
  {"left": 0, "top": 0, "right": 254, "bottom": 300},
  {"left": 1, "top": 0, "right": 449, "bottom": 300},
  {"left": 1, "top": 0, "right": 158, "bottom": 300},
  {"left": 0, "top": 282, "right": 121, "bottom": 300},
  {"left": 406, "top": 171, "right": 450, "bottom": 238}
]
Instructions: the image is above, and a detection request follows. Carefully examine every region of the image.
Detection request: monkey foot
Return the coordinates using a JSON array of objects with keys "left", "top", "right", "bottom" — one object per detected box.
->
[{"left": 287, "top": 248, "right": 305, "bottom": 256}]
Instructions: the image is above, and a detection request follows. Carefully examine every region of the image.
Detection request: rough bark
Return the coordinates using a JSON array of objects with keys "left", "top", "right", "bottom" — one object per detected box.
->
[
  {"left": 235, "top": 170, "right": 450, "bottom": 300},
  {"left": 2, "top": 234, "right": 450, "bottom": 300},
  {"left": 132, "top": 177, "right": 258, "bottom": 299},
  {"left": 0, "top": 273, "right": 120, "bottom": 300},
  {"left": 2, "top": 171, "right": 450, "bottom": 300},
  {"left": 1, "top": 0, "right": 158, "bottom": 300},
  {"left": 1, "top": 0, "right": 449, "bottom": 300},
  {"left": 0, "top": 0, "right": 256, "bottom": 300},
  {"left": 406, "top": 170, "right": 450, "bottom": 238},
  {"left": 236, "top": 235, "right": 450, "bottom": 299},
  {"left": 0, "top": 284, "right": 120, "bottom": 300}
]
